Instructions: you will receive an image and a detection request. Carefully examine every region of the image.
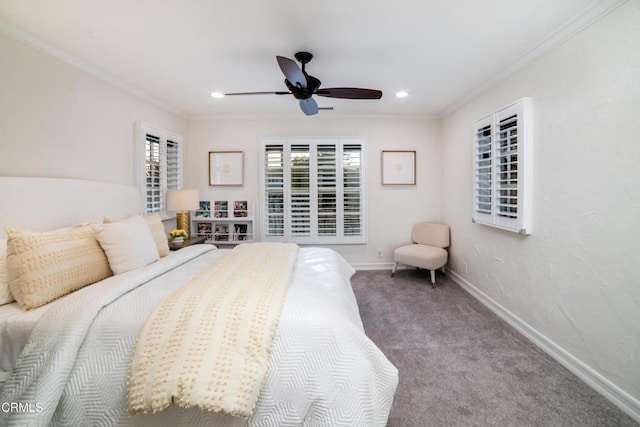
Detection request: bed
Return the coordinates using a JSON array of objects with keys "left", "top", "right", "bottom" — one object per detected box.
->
[{"left": 0, "top": 177, "right": 398, "bottom": 426}]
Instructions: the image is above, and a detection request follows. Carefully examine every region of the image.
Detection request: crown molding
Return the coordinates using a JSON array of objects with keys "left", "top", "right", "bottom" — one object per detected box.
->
[
  {"left": 438, "top": 0, "right": 628, "bottom": 119},
  {"left": 189, "top": 113, "right": 437, "bottom": 121},
  {"left": 0, "top": 19, "right": 188, "bottom": 119}
]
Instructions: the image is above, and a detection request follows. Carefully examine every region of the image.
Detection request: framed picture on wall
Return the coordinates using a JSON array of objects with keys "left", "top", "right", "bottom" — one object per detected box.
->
[
  {"left": 381, "top": 150, "right": 416, "bottom": 185},
  {"left": 209, "top": 151, "right": 244, "bottom": 186}
]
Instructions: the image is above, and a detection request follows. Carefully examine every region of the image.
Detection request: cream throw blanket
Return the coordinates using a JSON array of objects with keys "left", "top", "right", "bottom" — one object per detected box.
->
[{"left": 127, "top": 242, "right": 298, "bottom": 417}]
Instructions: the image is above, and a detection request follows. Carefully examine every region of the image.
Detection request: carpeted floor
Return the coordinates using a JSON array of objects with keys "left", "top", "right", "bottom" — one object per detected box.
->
[{"left": 351, "top": 269, "right": 638, "bottom": 427}]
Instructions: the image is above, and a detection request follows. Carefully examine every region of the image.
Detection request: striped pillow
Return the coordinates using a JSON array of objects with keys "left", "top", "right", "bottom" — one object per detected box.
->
[{"left": 6, "top": 225, "right": 112, "bottom": 311}]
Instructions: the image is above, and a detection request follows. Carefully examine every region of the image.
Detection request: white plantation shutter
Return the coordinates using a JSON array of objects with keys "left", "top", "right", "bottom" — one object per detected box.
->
[
  {"left": 166, "top": 139, "right": 181, "bottom": 192},
  {"left": 317, "top": 144, "right": 337, "bottom": 237},
  {"left": 343, "top": 143, "right": 362, "bottom": 237},
  {"left": 138, "top": 123, "right": 183, "bottom": 215},
  {"left": 264, "top": 145, "right": 285, "bottom": 237},
  {"left": 472, "top": 98, "right": 532, "bottom": 234},
  {"left": 290, "top": 144, "right": 311, "bottom": 237},
  {"left": 145, "top": 134, "right": 162, "bottom": 213},
  {"left": 496, "top": 110, "right": 519, "bottom": 227},
  {"left": 474, "top": 116, "right": 493, "bottom": 225},
  {"left": 261, "top": 137, "right": 366, "bottom": 244}
]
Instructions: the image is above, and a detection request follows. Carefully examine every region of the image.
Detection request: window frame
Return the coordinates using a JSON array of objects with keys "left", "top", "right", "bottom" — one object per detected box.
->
[
  {"left": 259, "top": 137, "right": 367, "bottom": 245},
  {"left": 472, "top": 98, "right": 533, "bottom": 234},
  {"left": 135, "top": 122, "right": 184, "bottom": 218}
]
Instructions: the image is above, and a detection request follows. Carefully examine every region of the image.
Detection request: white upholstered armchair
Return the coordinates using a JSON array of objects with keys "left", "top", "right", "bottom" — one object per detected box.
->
[{"left": 391, "top": 222, "right": 450, "bottom": 288}]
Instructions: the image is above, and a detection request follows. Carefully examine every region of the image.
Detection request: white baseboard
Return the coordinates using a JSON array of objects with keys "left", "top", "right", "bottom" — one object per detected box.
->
[
  {"left": 352, "top": 262, "right": 393, "bottom": 271},
  {"left": 352, "top": 262, "right": 417, "bottom": 271},
  {"left": 447, "top": 269, "right": 640, "bottom": 423}
]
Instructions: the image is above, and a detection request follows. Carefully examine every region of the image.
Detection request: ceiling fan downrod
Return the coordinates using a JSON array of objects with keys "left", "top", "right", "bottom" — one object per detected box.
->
[{"left": 294, "top": 51, "right": 314, "bottom": 72}]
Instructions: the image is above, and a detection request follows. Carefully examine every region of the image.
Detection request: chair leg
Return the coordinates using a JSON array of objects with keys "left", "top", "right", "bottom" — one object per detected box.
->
[
  {"left": 430, "top": 269, "right": 436, "bottom": 288},
  {"left": 391, "top": 262, "right": 398, "bottom": 278}
]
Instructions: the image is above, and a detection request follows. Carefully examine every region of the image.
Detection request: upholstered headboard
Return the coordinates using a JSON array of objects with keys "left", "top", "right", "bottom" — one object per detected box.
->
[{"left": 0, "top": 177, "right": 143, "bottom": 238}]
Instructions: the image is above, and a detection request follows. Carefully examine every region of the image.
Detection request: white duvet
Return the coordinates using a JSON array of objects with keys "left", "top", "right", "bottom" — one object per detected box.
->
[{"left": 0, "top": 245, "right": 398, "bottom": 426}]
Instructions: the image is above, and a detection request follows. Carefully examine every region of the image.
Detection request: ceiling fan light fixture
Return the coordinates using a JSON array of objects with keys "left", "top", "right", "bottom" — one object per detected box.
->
[
  {"left": 220, "top": 52, "right": 383, "bottom": 115},
  {"left": 211, "top": 92, "right": 225, "bottom": 99},
  {"left": 395, "top": 91, "right": 409, "bottom": 98}
]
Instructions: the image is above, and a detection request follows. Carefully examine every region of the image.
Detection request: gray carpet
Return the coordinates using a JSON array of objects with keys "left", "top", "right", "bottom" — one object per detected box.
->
[{"left": 351, "top": 269, "right": 638, "bottom": 427}]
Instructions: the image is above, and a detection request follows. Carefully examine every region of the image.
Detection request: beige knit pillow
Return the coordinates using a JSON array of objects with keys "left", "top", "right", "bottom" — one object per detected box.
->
[
  {"left": 104, "top": 214, "right": 169, "bottom": 257},
  {"left": 6, "top": 226, "right": 113, "bottom": 311},
  {"left": 0, "top": 239, "right": 14, "bottom": 305}
]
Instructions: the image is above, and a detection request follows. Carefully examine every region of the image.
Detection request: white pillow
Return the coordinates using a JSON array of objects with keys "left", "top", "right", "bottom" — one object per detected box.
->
[
  {"left": 104, "top": 214, "right": 170, "bottom": 258},
  {"left": 94, "top": 215, "right": 159, "bottom": 275},
  {"left": 0, "top": 239, "right": 13, "bottom": 305}
]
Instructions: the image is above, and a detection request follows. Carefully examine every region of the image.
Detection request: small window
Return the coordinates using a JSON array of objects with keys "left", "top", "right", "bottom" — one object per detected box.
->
[
  {"left": 136, "top": 123, "right": 183, "bottom": 216},
  {"left": 473, "top": 98, "right": 532, "bottom": 234},
  {"left": 260, "top": 137, "right": 366, "bottom": 244}
]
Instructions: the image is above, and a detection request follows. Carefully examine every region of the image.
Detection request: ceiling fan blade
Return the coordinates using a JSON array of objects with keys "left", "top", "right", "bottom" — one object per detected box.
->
[
  {"left": 299, "top": 98, "right": 318, "bottom": 116},
  {"left": 316, "top": 88, "right": 382, "bottom": 99},
  {"left": 224, "top": 91, "right": 291, "bottom": 96},
  {"left": 277, "top": 56, "right": 307, "bottom": 89}
]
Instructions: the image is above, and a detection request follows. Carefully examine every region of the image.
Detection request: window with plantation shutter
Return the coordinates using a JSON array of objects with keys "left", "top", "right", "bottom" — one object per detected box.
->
[
  {"left": 261, "top": 137, "right": 366, "bottom": 244},
  {"left": 472, "top": 98, "right": 532, "bottom": 234},
  {"left": 137, "top": 123, "right": 183, "bottom": 216}
]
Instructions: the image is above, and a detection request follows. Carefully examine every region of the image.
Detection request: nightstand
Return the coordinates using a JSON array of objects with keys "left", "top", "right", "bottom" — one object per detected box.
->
[{"left": 169, "top": 236, "right": 207, "bottom": 251}]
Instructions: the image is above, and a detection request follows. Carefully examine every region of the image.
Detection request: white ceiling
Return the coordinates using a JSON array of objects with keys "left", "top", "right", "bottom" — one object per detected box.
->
[{"left": 0, "top": 0, "right": 621, "bottom": 118}]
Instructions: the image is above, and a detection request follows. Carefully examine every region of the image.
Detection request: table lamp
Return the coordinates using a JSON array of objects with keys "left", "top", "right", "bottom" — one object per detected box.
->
[{"left": 167, "top": 189, "right": 200, "bottom": 238}]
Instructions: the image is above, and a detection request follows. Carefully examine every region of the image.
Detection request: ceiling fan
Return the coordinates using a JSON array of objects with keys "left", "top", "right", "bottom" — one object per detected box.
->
[{"left": 224, "top": 51, "right": 383, "bottom": 116}]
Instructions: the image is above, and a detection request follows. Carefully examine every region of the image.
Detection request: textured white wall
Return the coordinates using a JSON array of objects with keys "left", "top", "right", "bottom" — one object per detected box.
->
[
  {"left": 0, "top": 34, "right": 188, "bottom": 186},
  {"left": 187, "top": 116, "right": 440, "bottom": 265},
  {"left": 440, "top": 1, "right": 640, "bottom": 404}
]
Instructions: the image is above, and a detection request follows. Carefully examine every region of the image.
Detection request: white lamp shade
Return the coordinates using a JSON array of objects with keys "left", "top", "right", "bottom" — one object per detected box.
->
[{"left": 166, "top": 189, "right": 200, "bottom": 211}]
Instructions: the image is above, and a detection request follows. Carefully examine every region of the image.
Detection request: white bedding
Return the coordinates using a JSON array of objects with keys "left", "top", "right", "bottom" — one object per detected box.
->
[
  {"left": 0, "top": 290, "right": 88, "bottom": 378},
  {"left": 0, "top": 245, "right": 398, "bottom": 426},
  {"left": 0, "top": 302, "right": 48, "bottom": 377}
]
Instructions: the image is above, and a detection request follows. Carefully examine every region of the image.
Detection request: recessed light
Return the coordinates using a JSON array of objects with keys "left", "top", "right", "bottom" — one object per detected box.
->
[
  {"left": 395, "top": 91, "right": 409, "bottom": 98},
  {"left": 211, "top": 92, "right": 225, "bottom": 99}
]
